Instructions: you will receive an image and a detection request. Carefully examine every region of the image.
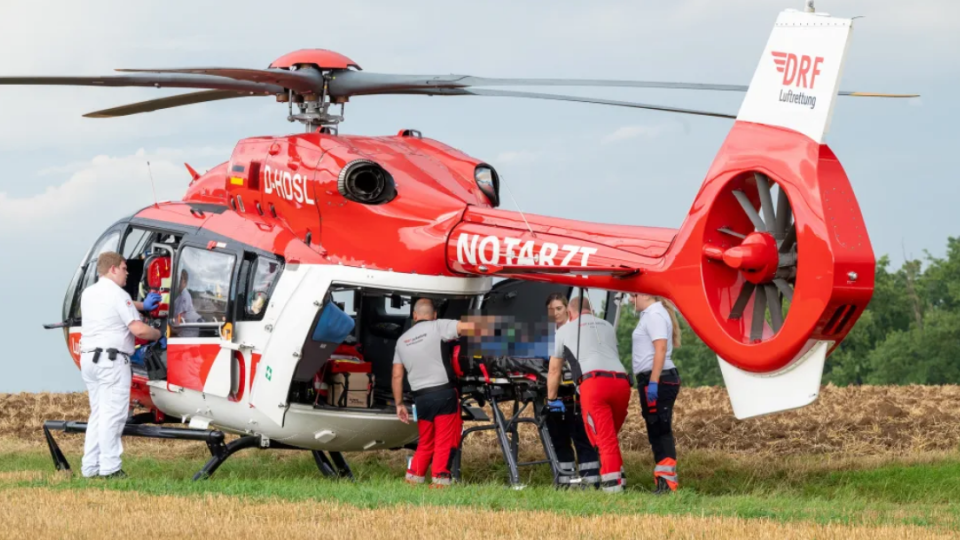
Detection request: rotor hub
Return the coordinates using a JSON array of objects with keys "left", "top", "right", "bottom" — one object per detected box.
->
[{"left": 703, "top": 231, "right": 780, "bottom": 284}]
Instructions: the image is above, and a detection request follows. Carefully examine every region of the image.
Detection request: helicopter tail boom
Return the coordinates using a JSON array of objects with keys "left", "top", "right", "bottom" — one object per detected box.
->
[{"left": 446, "top": 8, "right": 876, "bottom": 418}]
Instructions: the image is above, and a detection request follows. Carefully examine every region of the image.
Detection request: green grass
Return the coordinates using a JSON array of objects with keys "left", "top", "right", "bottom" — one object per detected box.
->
[{"left": 3, "top": 448, "right": 960, "bottom": 530}]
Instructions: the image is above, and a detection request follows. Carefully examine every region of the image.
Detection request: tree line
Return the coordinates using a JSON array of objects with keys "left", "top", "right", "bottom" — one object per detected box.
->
[{"left": 615, "top": 237, "right": 960, "bottom": 387}]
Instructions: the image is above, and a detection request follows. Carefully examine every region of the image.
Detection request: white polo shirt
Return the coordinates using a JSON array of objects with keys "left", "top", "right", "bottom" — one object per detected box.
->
[
  {"left": 79, "top": 278, "right": 141, "bottom": 356},
  {"left": 632, "top": 301, "right": 676, "bottom": 374}
]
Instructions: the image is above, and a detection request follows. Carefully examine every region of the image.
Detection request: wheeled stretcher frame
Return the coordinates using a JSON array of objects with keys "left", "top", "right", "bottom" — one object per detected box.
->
[{"left": 451, "top": 374, "right": 562, "bottom": 489}]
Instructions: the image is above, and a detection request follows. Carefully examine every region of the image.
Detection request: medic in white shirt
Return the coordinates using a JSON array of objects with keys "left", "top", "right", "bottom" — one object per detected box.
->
[
  {"left": 78, "top": 251, "right": 163, "bottom": 479},
  {"left": 630, "top": 292, "right": 683, "bottom": 494}
]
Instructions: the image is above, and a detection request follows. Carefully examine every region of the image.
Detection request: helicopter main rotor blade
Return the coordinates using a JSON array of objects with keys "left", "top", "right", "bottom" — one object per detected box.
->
[
  {"left": 0, "top": 68, "right": 917, "bottom": 119},
  {"left": 116, "top": 68, "right": 321, "bottom": 94},
  {"left": 389, "top": 87, "right": 736, "bottom": 119},
  {"left": 324, "top": 72, "right": 748, "bottom": 97},
  {"left": 0, "top": 74, "right": 284, "bottom": 94},
  {"left": 83, "top": 89, "right": 253, "bottom": 118},
  {"left": 325, "top": 71, "right": 918, "bottom": 99}
]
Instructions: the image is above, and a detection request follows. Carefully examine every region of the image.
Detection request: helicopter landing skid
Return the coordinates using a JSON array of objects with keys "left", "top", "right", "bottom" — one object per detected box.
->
[
  {"left": 42, "top": 420, "right": 354, "bottom": 482},
  {"left": 42, "top": 419, "right": 227, "bottom": 475}
]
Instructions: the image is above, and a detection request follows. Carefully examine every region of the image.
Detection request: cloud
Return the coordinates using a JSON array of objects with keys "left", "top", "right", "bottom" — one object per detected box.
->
[
  {"left": 601, "top": 123, "right": 684, "bottom": 144},
  {"left": 0, "top": 148, "right": 223, "bottom": 241},
  {"left": 494, "top": 150, "right": 541, "bottom": 165}
]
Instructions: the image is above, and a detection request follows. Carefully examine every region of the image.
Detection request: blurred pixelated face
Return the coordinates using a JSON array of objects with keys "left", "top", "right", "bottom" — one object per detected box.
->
[{"left": 548, "top": 300, "right": 567, "bottom": 324}]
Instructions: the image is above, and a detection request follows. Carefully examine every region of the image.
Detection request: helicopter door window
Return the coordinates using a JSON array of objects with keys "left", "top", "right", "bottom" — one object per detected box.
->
[
  {"left": 121, "top": 227, "right": 151, "bottom": 259},
  {"left": 242, "top": 256, "right": 282, "bottom": 320},
  {"left": 170, "top": 247, "right": 235, "bottom": 338}
]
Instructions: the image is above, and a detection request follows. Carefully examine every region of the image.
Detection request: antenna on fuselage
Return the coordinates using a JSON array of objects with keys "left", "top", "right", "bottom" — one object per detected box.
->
[
  {"left": 146, "top": 160, "right": 159, "bottom": 208},
  {"left": 502, "top": 180, "right": 536, "bottom": 239}
]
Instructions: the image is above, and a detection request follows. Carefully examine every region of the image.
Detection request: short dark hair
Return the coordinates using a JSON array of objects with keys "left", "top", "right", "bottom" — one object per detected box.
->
[{"left": 545, "top": 293, "right": 568, "bottom": 308}]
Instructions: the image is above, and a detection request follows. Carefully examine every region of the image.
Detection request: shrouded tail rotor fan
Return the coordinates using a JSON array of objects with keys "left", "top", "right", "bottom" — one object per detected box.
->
[{"left": 702, "top": 172, "right": 798, "bottom": 343}]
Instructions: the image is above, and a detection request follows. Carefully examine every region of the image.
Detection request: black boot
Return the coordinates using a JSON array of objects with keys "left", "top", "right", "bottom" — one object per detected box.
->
[
  {"left": 101, "top": 469, "right": 127, "bottom": 479},
  {"left": 652, "top": 476, "right": 675, "bottom": 495}
]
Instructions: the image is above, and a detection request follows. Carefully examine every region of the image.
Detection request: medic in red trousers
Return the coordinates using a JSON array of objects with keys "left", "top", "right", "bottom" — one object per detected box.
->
[
  {"left": 392, "top": 299, "right": 473, "bottom": 488},
  {"left": 547, "top": 294, "right": 630, "bottom": 493}
]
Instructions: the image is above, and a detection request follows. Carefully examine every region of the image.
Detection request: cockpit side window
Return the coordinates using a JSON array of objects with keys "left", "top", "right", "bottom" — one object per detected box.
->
[{"left": 69, "top": 230, "right": 121, "bottom": 321}]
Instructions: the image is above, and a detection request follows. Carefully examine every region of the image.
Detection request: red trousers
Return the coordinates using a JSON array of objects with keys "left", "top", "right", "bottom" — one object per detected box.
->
[
  {"left": 579, "top": 374, "right": 631, "bottom": 491},
  {"left": 406, "top": 388, "right": 462, "bottom": 486}
]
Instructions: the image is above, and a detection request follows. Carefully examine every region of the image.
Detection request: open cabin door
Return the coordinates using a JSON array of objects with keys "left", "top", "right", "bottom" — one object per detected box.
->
[
  {"left": 480, "top": 280, "right": 622, "bottom": 328},
  {"left": 249, "top": 265, "right": 333, "bottom": 427},
  {"left": 475, "top": 280, "right": 623, "bottom": 369},
  {"left": 480, "top": 280, "right": 571, "bottom": 320},
  {"left": 166, "top": 242, "right": 242, "bottom": 414}
]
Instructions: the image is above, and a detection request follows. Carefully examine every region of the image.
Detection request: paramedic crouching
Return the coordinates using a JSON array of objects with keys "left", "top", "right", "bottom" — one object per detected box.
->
[
  {"left": 547, "top": 295, "right": 630, "bottom": 493},
  {"left": 79, "top": 251, "right": 162, "bottom": 478},
  {"left": 392, "top": 299, "right": 474, "bottom": 488}
]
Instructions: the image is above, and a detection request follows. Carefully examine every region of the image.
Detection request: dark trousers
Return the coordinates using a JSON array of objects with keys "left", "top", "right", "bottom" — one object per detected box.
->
[
  {"left": 544, "top": 398, "right": 600, "bottom": 486},
  {"left": 636, "top": 369, "right": 681, "bottom": 465}
]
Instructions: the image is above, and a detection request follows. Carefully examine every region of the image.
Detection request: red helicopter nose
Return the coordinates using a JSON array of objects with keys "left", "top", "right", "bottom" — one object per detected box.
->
[{"left": 703, "top": 232, "right": 779, "bottom": 284}]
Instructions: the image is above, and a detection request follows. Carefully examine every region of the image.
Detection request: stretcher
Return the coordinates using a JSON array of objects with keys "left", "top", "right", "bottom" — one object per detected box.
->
[{"left": 451, "top": 355, "right": 576, "bottom": 489}]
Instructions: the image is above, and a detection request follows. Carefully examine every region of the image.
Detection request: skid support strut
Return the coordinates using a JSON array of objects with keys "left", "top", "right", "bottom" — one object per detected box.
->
[
  {"left": 195, "top": 435, "right": 354, "bottom": 481},
  {"left": 42, "top": 420, "right": 226, "bottom": 473},
  {"left": 452, "top": 383, "right": 561, "bottom": 489},
  {"left": 43, "top": 420, "right": 354, "bottom": 482}
]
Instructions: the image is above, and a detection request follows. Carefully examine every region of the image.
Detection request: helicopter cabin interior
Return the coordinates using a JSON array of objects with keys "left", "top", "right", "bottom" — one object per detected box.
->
[
  {"left": 286, "top": 279, "right": 618, "bottom": 412},
  {"left": 64, "top": 217, "right": 621, "bottom": 415}
]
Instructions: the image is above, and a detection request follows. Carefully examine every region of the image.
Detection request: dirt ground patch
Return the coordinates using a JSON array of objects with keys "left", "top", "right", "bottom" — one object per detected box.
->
[
  {"left": 6, "top": 385, "right": 959, "bottom": 457},
  {"left": 0, "top": 486, "right": 953, "bottom": 540}
]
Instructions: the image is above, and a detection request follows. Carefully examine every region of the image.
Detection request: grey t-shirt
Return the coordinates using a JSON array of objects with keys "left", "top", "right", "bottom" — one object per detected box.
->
[
  {"left": 393, "top": 319, "right": 460, "bottom": 391},
  {"left": 554, "top": 314, "right": 625, "bottom": 375}
]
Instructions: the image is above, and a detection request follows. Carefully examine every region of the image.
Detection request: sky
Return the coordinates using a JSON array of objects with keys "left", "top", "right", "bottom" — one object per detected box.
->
[{"left": 1, "top": 0, "right": 956, "bottom": 392}]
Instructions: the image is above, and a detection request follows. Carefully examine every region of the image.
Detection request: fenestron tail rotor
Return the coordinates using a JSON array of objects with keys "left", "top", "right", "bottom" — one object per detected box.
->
[
  {"left": 706, "top": 172, "right": 797, "bottom": 343},
  {"left": 0, "top": 48, "right": 919, "bottom": 131}
]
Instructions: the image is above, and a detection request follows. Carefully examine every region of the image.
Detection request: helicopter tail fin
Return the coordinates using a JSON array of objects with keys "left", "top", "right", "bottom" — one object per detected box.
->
[{"left": 735, "top": 8, "right": 854, "bottom": 144}]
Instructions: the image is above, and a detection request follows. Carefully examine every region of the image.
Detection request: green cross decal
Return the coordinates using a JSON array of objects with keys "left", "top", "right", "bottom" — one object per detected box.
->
[{"left": 265, "top": 366, "right": 273, "bottom": 381}]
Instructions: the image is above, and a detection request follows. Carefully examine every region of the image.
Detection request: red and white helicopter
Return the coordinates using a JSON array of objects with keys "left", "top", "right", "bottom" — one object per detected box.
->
[{"left": 11, "top": 6, "right": 914, "bottom": 480}]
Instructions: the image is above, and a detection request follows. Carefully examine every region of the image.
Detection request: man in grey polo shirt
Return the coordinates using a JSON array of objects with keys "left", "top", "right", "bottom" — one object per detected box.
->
[
  {"left": 546, "top": 295, "right": 630, "bottom": 493},
  {"left": 393, "top": 298, "right": 473, "bottom": 487}
]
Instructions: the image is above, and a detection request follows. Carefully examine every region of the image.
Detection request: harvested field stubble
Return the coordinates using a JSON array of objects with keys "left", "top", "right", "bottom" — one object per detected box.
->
[
  {"left": 4, "top": 385, "right": 960, "bottom": 456},
  {"left": 0, "top": 487, "right": 955, "bottom": 540}
]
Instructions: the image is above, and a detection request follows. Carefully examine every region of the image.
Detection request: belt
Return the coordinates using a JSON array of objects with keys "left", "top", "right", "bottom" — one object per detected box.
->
[
  {"left": 635, "top": 368, "right": 678, "bottom": 378},
  {"left": 578, "top": 370, "right": 629, "bottom": 384},
  {"left": 411, "top": 382, "right": 455, "bottom": 397},
  {"left": 81, "top": 347, "right": 131, "bottom": 364}
]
